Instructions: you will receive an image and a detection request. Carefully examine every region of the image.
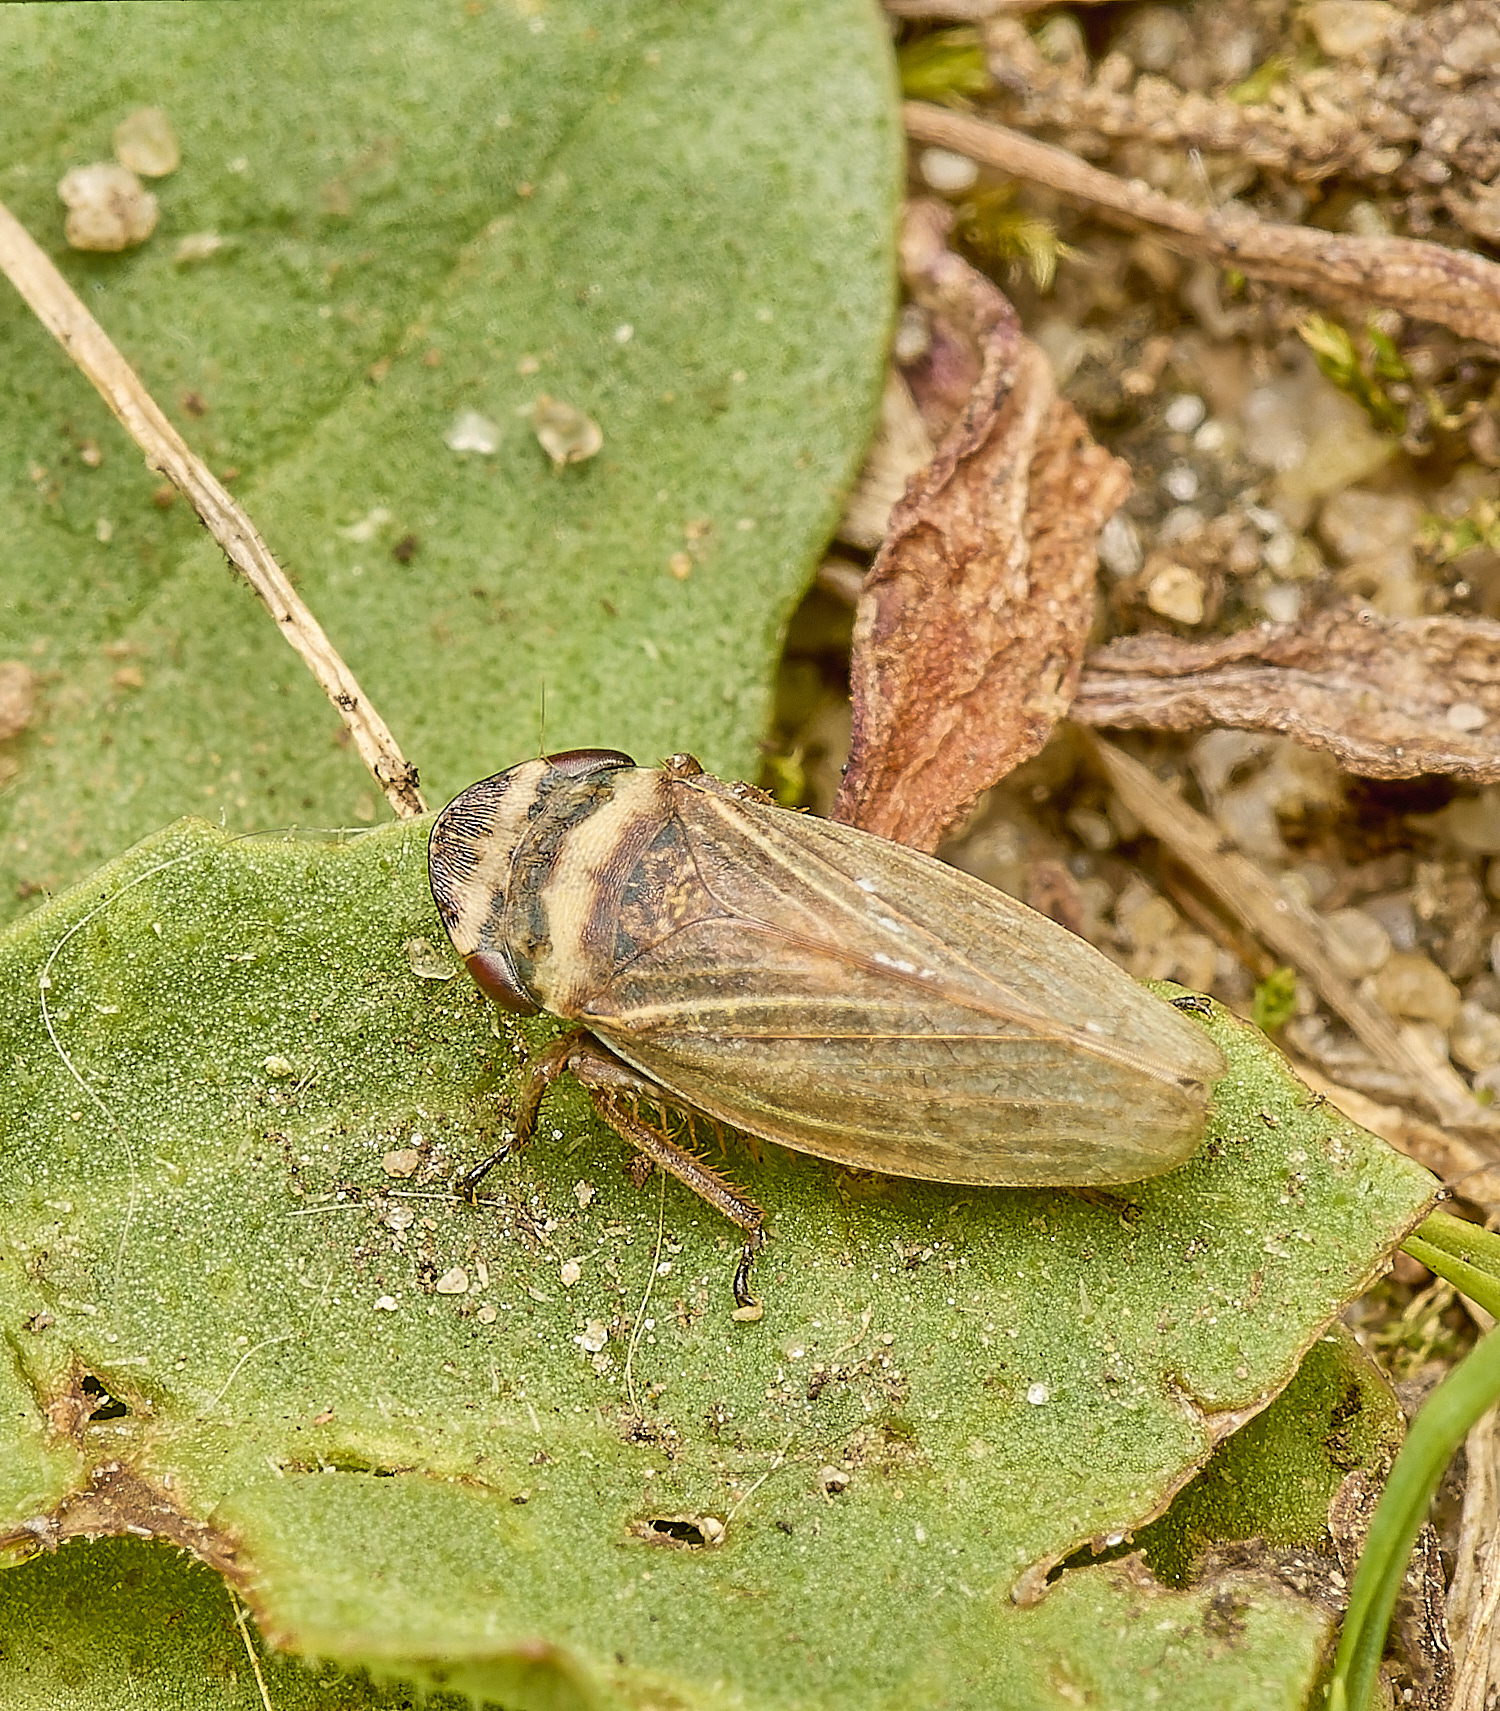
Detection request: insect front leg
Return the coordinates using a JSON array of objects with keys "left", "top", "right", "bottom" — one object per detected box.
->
[{"left": 456, "top": 1029, "right": 592, "bottom": 1202}]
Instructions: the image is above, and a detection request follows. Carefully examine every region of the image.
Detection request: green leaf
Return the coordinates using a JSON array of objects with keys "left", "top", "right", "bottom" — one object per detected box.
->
[
  {"left": 0, "top": 1535, "right": 467, "bottom": 1711},
  {"left": 0, "top": 0, "right": 899, "bottom": 925},
  {"left": 1129, "top": 1323, "right": 1406, "bottom": 1586},
  {"left": 897, "top": 29, "right": 992, "bottom": 105},
  {"left": 0, "top": 821, "right": 1437, "bottom": 1707},
  {"left": 1252, "top": 965, "right": 1298, "bottom": 1033}
]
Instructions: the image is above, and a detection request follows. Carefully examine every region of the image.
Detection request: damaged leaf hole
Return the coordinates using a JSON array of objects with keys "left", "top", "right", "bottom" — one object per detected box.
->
[
  {"left": 80, "top": 1373, "right": 129, "bottom": 1422},
  {"left": 279, "top": 1457, "right": 415, "bottom": 1478},
  {"left": 629, "top": 1512, "right": 726, "bottom": 1550}
]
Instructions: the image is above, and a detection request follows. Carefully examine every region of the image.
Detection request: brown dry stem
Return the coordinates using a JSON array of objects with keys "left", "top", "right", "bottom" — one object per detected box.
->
[
  {"left": 1076, "top": 607, "right": 1500, "bottom": 784},
  {"left": 1088, "top": 734, "right": 1497, "bottom": 1136},
  {"left": 904, "top": 103, "right": 1500, "bottom": 351},
  {"left": 834, "top": 202, "right": 1130, "bottom": 851},
  {"left": 0, "top": 197, "right": 425, "bottom": 820},
  {"left": 885, "top": 0, "right": 1111, "bottom": 13},
  {"left": 1449, "top": 1402, "right": 1500, "bottom": 1711}
]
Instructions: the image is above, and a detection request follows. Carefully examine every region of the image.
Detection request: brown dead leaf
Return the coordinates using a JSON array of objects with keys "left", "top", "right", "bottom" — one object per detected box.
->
[
  {"left": 1074, "top": 606, "right": 1500, "bottom": 783},
  {"left": 0, "top": 661, "right": 37, "bottom": 741},
  {"left": 832, "top": 202, "right": 1131, "bottom": 851},
  {"left": 895, "top": 200, "right": 1007, "bottom": 443},
  {"left": 905, "top": 104, "right": 1500, "bottom": 352}
]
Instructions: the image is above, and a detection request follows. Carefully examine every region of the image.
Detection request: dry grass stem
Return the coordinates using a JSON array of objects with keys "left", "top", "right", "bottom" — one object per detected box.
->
[
  {"left": 904, "top": 103, "right": 1500, "bottom": 351},
  {"left": 0, "top": 197, "right": 425, "bottom": 820},
  {"left": 1088, "top": 735, "right": 1497, "bottom": 1136},
  {"left": 1447, "top": 1403, "right": 1500, "bottom": 1711}
]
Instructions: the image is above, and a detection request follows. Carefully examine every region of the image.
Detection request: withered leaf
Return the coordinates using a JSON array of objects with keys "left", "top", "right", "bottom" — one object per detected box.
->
[
  {"left": 833, "top": 203, "right": 1130, "bottom": 852},
  {"left": 0, "top": 661, "right": 37, "bottom": 742},
  {"left": 1074, "top": 606, "right": 1500, "bottom": 784},
  {"left": 895, "top": 199, "right": 1005, "bottom": 444}
]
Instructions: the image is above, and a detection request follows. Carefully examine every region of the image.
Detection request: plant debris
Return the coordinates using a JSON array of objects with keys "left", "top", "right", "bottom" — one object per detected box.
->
[
  {"left": 1075, "top": 606, "right": 1500, "bottom": 784},
  {"left": 834, "top": 201, "right": 1129, "bottom": 851}
]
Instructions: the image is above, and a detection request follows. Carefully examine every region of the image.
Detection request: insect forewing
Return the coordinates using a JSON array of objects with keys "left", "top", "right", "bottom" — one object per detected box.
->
[{"left": 578, "top": 776, "right": 1225, "bottom": 1186}]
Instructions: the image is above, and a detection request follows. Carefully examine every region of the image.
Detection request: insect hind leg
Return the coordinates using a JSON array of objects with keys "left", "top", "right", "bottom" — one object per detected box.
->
[
  {"left": 583, "top": 1080, "right": 769, "bottom": 1309},
  {"left": 459, "top": 1028, "right": 770, "bottom": 1306}
]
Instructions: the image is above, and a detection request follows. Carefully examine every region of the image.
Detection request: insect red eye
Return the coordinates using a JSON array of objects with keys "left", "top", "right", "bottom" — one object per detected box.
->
[
  {"left": 465, "top": 950, "right": 541, "bottom": 1016},
  {"left": 544, "top": 748, "right": 635, "bottom": 778}
]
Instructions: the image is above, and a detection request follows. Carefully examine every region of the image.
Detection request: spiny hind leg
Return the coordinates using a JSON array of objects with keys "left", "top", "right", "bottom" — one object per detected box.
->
[
  {"left": 459, "top": 1031, "right": 769, "bottom": 1307},
  {"left": 581, "top": 1079, "right": 768, "bottom": 1311}
]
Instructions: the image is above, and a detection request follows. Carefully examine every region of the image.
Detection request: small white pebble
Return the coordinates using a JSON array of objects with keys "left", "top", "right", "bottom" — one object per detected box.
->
[
  {"left": 1446, "top": 701, "right": 1486, "bottom": 732},
  {"left": 1193, "top": 420, "right": 1227, "bottom": 453},
  {"left": 374, "top": 1295, "right": 398, "bottom": 1312},
  {"left": 1098, "top": 512, "right": 1143, "bottom": 580},
  {"left": 1146, "top": 562, "right": 1205, "bottom": 625},
  {"left": 1157, "top": 505, "right": 1205, "bottom": 543},
  {"left": 382, "top": 1148, "right": 420, "bottom": 1178},
  {"left": 613, "top": 323, "right": 634, "bottom": 344},
  {"left": 918, "top": 147, "right": 979, "bottom": 193},
  {"left": 58, "top": 162, "right": 158, "bottom": 251},
  {"left": 577, "top": 1320, "right": 608, "bottom": 1354},
  {"left": 532, "top": 395, "right": 602, "bottom": 466},
  {"left": 113, "top": 106, "right": 180, "bottom": 177},
  {"left": 1262, "top": 582, "right": 1303, "bottom": 623},
  {"left": 1163, "top": 464, "right": 1200, "bottom": 502},
  {"left": 560, "top": 1260, "right": 582, "bottom": 1288},
  {"left": 405, "top": 937, "right": 455, "bottom": 980},
  {"left": 174, "top": 231, "right": 227, "bottom": 266},
  {"left": 434, "top": 1267, "right": 469, "bottom": 1295},
  {"left": 1165, "top": 394, "right": 1206, "bottom": 434},
  {"left": 1324, "top": 907, "right": 1392, "bottom": 978},
  {"left": 1026, "top": 1383, "right": 1050, "bottom": 1405},
  {"left": 477, "top": 1304, "right": 498, "bottom": 1324},
  {"left": 444, "top": 409, "right": 500, "bottom": 455},
  {"left": 892, "top": 303, "right": 930, "bottom": 365},
  {"left": 1262, "top": 532, "right": 1296, "bottom": 572},
  {"left": 1306, "top": 0, "right": 1397, "bottom": 58}
]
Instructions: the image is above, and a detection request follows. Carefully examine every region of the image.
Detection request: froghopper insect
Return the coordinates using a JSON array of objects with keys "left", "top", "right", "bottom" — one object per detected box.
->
[{"left": 428, "top": 748, "right": 1226, "bottom": 1307}]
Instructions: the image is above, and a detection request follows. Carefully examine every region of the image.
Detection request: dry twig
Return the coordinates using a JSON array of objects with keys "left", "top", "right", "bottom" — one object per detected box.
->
[
  {"left": 1088, "top": 735, "right": 1497, "bottom": 1136},
  {"left": 1449, "top": 1401, "right": 1500, "bottom": 1711},
  {"left": 0, "top": 197, "right": 425, "bottom": 820},
  {"left": 1076, "top": 607, "right": 1500, "bottom": 785},
  {"left": 904, "top": 104, "right": 1500, "bottom": 351}
]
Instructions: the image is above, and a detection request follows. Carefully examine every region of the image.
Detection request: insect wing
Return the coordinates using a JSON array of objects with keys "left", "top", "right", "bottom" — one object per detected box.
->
[{"left": 578, "top": 781, "right": 1225, "bottom": 1187}]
